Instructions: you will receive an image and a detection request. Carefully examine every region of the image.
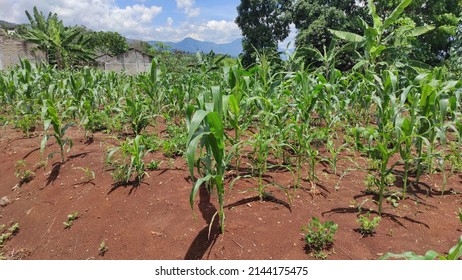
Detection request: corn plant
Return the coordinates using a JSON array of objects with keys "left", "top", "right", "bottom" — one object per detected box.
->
[
  {"left": 322, "top": 138, "right": 347, "bottom": 176},
  {"left": 186, "top": 86, "right": 227, "bottom": 234},
  {"left": 366, "top": 71, "right": 400, "bottom": 215},
  {"left": 106, "top": 135, "right": 150, "bottom": 183},
  {"left": 63, "top": 211, "right": 79, "bottom": 229},
  {"left": 123, "top": 91, "right": 151, "bottom": 135},
  {"left": 41, "top": 98, "right": 74, "bottom": 163},
  {"left": 330, "top": 0, "right": 434, "bottom": 73},
  {"left": 247, "top": 131, "right": 285, "bottom": 201}
]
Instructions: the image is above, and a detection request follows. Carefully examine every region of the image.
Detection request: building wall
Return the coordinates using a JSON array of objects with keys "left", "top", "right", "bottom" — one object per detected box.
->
[
  {"left": 0, "top": 33, "right": 45, "bottom": 70},
  {"left": 97, "top": 49, "right": 152, "bottom": 75}
]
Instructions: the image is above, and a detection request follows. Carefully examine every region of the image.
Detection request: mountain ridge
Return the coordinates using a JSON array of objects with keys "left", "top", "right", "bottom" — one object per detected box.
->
[{"left": 148, "top": 37, "right": 243, "bottom": 57}]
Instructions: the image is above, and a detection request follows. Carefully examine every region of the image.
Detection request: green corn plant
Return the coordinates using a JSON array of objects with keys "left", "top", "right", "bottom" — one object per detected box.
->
[
  {"left": 323, "top": 138, "right": 347, "bottom": 176},
  {"left": 366, "top": 70, "right": 400, "bottom": 215},
  {"left": 227, "top": 93, "right": 243, "bottom": 171},
  {"left": 380, "top": 236, "right": 462, "bottom": 260},
  {"left": 186, "top": 86, "right": 227, "bottom": 234},
  {"left": 41, "top": 98, "right": 74, "bottom": 163},
  {"left": 329, "top": 0, "right": 434, "bottom": 74},
  {"left": 137, "top": 58, "right": 164, "bottom": 113},
  {"left": 106, "top": 135, "right": 150, "bottom": 183},
  {"left": 395, "top": 116, "right": 414, "bottom": 199},
  {"left": 123, "top": 91, "right": 151, "bottom": 135},
  {"left": 247, "top": 131, "right": 277, "bottom": 201},
  {"left": 284, "top": 121, "right": 318, "bottom": 190}
]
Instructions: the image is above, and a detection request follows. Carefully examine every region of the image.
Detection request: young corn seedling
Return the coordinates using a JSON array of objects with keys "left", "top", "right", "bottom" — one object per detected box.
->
[
  {"left": 323, "top": 138, "right": 347, "bottom": 176},
  {"left": 123, "top": 92, "right": 151, "bottom": 135},
  {"left": 14, "top": 160, "right": 35, "bottom": 185},
  {"left": 106, "top": 135, "right": 150, "bottom": 183},
  {"left": 246, "top": 131, "right": 289, "bottom": 201},
  {"left": 41, "top": 99, "right": 74, "bottom": 163},
  {"left": 187, "top": 86, "right": 227, "bottom": 234},
  {"left": 99, "top": 240, "right": 108, "bottom": 256}
]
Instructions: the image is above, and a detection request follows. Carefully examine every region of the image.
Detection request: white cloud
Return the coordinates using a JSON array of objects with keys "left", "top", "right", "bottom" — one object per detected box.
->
[
  {"left": 152, "top": 20, "right": 240, "bottom": 44},
  {"left": 166, "top": 17, "right": 174, "bottom": 27},
  {"left": 279, "top": 24, "right": 296, "bottom": 50},
  {"left": 0, "top": 0, "right": 242, "bottom": 44},
  {"left": 0, "top": 0, "right": 162, "bottom": 39},
  {"left": 176, "top": 0, "right": 200, "bottom": 17}
]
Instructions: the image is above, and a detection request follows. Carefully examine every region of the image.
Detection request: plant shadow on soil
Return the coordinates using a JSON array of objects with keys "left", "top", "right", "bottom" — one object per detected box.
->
[
  {"left": 44, "top": 162, "right": 61, "bottom": 188},
  {"left": 322, "top": 199, "right": 430, "bottom": 229},
  {"left": 184, "top": 186, "right": 220, "bottom": 260},
  {"left": 107, "top": 179, "right": 145, "bottom": 196}
]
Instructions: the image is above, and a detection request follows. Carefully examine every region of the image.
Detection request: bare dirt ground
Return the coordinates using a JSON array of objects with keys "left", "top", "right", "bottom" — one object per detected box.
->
[{"left": 1, "top": 124, "right": 461, "bottom": 260}]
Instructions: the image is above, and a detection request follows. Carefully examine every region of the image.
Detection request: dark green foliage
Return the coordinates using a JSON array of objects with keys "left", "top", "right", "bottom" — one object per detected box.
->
[
  {"left": 235, "top": 0, "right": 292, "bottom": 67},
  {"left": 88, "top": 31, "right": 129, "bottom": 56},
  {"left": 293, "top": 0, "right": 366, "bottom": 68},
  {"left": 374, "top": 0, "right": 462, "bottom": 64}
]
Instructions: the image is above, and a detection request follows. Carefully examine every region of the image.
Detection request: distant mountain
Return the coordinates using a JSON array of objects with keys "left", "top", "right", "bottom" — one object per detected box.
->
[
  {"left": 149, "top": 37, "right": 243, "bottom": 57},
  {"left": 0, "top": 20, "right": 18, "bottom": 29}
]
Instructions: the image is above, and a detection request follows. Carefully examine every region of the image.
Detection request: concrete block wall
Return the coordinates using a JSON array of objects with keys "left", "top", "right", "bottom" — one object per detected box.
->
[{"left": 0, "top": 33, "right": 45, "bottom": 70}]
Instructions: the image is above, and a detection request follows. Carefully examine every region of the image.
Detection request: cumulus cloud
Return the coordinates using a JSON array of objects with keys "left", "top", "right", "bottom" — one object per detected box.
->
[
  {"left": 176, "top": 0, "right": 200, "bottom": 17},
  {"left": 1, "top": 0, "right": 242, "bottom": 43},
  {"left": 152, "top": 19, "right": 240, "bottom": 44},
  {"left": 279, "top": 24, "right": 296, "bottom": 50},
  {"left": 0, "top": 0, "right": 162, "bottom": 39}
]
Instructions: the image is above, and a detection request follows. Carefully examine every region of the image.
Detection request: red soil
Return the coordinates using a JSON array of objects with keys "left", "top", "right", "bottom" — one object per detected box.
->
[{"left": 0, "top": 124, "right": 461, "bottom": 260}]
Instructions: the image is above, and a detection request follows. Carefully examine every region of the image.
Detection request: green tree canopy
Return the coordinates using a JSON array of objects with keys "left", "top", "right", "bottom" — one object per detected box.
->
[
  {"left": 374, "top": 0, "right": 462, "bottom": 64},
  {"left": 88, "top": 31, "right": 128, "bottom": 56},
  {"left": 293, "top": 0, "right": 366, "bottom": 51},
  {"left": 235, "top": 0, "right": 292, "bottom": 67},
  {"left": 292, "top": 0, "right": 367, "bottom": 68},
  {"left": 293, "top": 0, "right": 462, "bottom": 66}
]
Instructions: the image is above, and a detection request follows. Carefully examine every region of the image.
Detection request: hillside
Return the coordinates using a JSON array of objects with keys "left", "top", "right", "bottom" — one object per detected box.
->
[{"left": 149, "top": 37, "right": 243, "bottom": 57}]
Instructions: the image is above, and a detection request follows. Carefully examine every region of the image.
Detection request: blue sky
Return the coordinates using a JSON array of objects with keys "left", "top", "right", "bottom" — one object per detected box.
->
[{"left": 0, "top": 0, "right": 295, "bottom": 46}]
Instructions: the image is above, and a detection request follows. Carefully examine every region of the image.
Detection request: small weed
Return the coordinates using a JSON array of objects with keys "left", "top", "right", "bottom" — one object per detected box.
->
[
  {"left": 14, "top": 160, "right": 35, "bottom": 185},
  {"left": 146, "top": 160, "right": 161, "bottom": 170},
  {"left": 34, "top": 160, "right": 48, "bottom": 171},
  {"left": 458, "top": 208, "right": 462, "bottom": 224},
  {"left": 106, "top": 135, "right": 150, "bottom": 183},
  {"left": 162, "top": 122, "right": 186, "bottom": 157},
  {"left": 63, "top": 211, "right": 79, "bottom": 229},
  {"left": 301, "top": 217, "right": 338, "bottom": 259},
  {"left": 386, "top": 193, "right": 400, "bottom": 208},
  {"left": 74, "top": 166, "right": 95, "bottom": 183},
  {"left": 14, "top": 114, "right": 36, "bottom": 138},
  {"left": 356, "top": 213, "right": 381, "bottom": 236},
  {"left": 99, "top": 240, "right": 108, "bottom": 256},
  {"left": 0, "top": 222, "right": 20, "bottom": 246}
]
